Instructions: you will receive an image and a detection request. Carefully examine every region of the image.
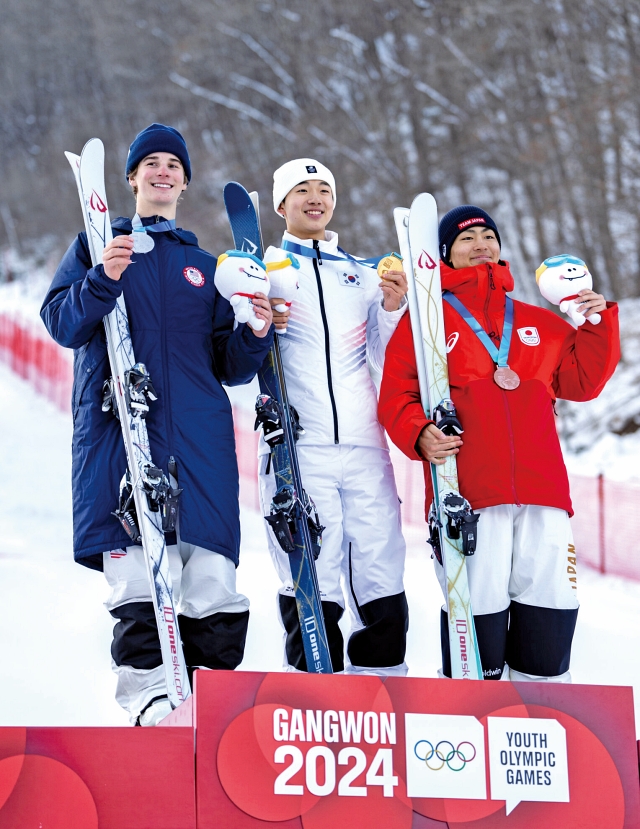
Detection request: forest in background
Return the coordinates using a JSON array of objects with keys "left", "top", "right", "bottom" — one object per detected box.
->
[{"left": 0, "top": 0, "right": 639, "bottom": 304}]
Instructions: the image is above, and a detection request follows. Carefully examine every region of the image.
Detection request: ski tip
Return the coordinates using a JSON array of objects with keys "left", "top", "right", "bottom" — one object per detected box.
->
[
  {"left": 223, "top": 181, "right": 249, "bottom": 194},
  {"left": 80, "top": 137, "right": 105, "bottom": 161},
  {"left": 410, "top": 192, "right": 438, "bottom": 211},
  {"left": 64, "top": 151, "right": 80, "bottom": 167}
]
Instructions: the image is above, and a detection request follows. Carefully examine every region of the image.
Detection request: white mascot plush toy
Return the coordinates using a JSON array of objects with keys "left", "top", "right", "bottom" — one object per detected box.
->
[
  {"left": 215, "top": 250, "right": 271, "bottom": 331},
  {"left": 263, "top": 248, "right": 301, "bottom": 331},
  {"left": 536, "top": 253, "right": 601, "bottom": 326}
]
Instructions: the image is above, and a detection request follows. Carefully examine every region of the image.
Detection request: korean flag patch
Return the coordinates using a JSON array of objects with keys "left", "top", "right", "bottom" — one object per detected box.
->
[
  {"left": 339, "top": 272, "right": 362, "bottom": 288},
  {"left": 517, "top": 326, "right": 540, "bottom": 346}
]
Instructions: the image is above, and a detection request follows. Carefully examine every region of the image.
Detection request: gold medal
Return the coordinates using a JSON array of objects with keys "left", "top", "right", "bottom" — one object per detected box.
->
[
  {"left": 377, "top": 252, "right": 403, "bottom": 278},
  {"left": 494, "top": 366, "right": 520, "bottom": 390}
]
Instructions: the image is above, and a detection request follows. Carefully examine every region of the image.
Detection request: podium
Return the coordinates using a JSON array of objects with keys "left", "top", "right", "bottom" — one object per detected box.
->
[{"left": 0, "top": 672, "right": 638, "bottom": 828}]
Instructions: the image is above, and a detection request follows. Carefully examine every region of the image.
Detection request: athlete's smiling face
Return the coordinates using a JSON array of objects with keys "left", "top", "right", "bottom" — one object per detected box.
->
[
  {"left": 128, "top": 152, "right": 188, "bottom": 219},
  {"left": 277, "top": 179, "right": 334, "bottom": 241},
  {"left": 450, "top": 226, "right": 501, "bottom": 269}
]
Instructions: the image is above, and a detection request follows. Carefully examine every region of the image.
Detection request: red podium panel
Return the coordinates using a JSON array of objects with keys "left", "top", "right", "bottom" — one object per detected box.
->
[
  {"left": 0, "top": 726, "right": 195, "bottom": 828},
  {"left": 194, "top": 671, "right": 640, "bottom": 829}
]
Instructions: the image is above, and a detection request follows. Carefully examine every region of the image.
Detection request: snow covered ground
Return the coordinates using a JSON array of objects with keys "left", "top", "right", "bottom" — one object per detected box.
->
[{"left": 1, "top": 362, "right": 640, "bottom": 732}]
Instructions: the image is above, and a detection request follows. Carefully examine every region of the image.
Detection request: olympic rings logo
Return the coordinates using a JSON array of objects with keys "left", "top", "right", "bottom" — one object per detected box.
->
[{"left": 414, "top": 740, "right": 477, "bottom": 772}]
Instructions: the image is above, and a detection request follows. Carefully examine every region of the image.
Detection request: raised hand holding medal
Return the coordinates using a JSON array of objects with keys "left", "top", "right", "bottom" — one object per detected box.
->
[
  {"left": 443, "top": 292, "right": 520, "bottom": 390},
  {"left": 377, "top": 252, "right": 408, "bottom": 312}
]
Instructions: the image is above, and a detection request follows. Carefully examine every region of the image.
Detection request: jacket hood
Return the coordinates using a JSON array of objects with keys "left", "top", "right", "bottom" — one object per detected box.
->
[
  {"left": 441, "top": 259, "right": 514, "bottom": 311},
  {"left": 112, "top": 216, "right": 199, "bottom": 247}
]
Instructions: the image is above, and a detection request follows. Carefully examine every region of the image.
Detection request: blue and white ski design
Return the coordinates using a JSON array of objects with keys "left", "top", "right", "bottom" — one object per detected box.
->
[{"left": 224, "top": 181, "right": 333, "bottom": 674}]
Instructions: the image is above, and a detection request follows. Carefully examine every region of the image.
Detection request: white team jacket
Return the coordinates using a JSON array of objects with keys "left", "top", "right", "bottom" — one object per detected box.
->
[{"left": 262, "top": 230, "right": 406, "bottom": 451}]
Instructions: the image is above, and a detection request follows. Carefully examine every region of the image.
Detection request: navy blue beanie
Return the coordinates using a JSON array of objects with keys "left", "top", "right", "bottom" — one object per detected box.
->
[
  {"left": 438, "top": 205, "right": 500, "bottom": 264},
  {"left": 125, "top": 123, "right": 191, "bottom": 182}
]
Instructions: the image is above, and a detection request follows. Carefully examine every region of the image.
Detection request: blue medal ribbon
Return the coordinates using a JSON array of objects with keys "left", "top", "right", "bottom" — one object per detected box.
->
[
  {"left": 133, "top": 213, "right": 177, "bottom": 233},
  {"left": 443, "top": 292, "right": 514, "bottom": 368},
  {"left": 281, "top": 239, "right": 383, "bottom": 268}
]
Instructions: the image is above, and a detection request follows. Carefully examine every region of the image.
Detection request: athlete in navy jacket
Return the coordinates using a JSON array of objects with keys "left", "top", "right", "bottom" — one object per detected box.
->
[{"left": 41, "top": 124, "right": 273, "bottom": 724}]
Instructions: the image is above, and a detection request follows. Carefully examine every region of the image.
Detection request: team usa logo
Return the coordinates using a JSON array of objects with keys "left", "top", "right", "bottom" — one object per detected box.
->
[
  {"left": 517, "top": 326, "right": 540, "bottom": 346},
  {"left": 183, "top": 266, "right": 205, "bottom": 288}
]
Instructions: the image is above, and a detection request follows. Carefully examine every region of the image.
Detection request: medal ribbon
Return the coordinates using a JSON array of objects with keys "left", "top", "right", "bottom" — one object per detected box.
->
[
  {"left": 443, "top": 292, "right": 514, "bottom": 368},
  {"left": 281, "top": 239, "right": 383, "bottom": 268},
  {"left": 132, "top": 213, "right": 177, "bottom": 234}
]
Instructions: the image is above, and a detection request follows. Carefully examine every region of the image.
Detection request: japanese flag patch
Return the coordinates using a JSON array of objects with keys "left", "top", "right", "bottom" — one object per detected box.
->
[
  {"left": 183, "top": 266, "right": 205, "bottom": 288},
  {"left": 517, "top": 326, "right": 540, "bottom": 346},
  {"left": 339, "top": 272, "right": 362, "bottom": 288}
]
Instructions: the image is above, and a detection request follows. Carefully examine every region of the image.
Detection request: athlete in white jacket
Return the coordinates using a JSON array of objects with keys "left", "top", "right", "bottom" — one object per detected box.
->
[{"left": 259, "top": 158, "right": 409, "bottom": 675}]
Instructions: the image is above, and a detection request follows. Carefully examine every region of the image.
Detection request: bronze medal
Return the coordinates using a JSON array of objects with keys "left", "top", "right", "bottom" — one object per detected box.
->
[
  {"left": 377, "top": 253, "right": 403, "bottom": 279},
  {"left": 494, "top": 366, "right": 520, "bottom": 390}
]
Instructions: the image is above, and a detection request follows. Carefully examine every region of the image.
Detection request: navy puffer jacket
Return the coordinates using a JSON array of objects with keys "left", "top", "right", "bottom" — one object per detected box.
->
[{"left": 41, "top": 217, "right": 273, "bottom": 571}]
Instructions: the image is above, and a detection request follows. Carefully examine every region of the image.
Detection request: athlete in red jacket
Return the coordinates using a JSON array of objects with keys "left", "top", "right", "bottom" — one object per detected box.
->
[{"left": 378, "top": 205, "right": 620, "bottom": 682}]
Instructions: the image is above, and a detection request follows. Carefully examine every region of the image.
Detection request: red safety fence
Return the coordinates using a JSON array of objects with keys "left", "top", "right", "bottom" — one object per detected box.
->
[
  {"left": 2, "top": 311, "right": 637, "bottom": 581},
  {"left": 0, "top": 312, "right": 73, "bottom": 410}
]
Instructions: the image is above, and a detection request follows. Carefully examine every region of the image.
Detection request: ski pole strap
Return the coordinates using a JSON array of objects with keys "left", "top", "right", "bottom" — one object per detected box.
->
[
  {"left": 281, "top": 240, "right": 383, "bottom": 268},
  {"left": 443, "top": 293, "right": 514, "bottom": 368},
  {"left": 132, "top": 213, "right": 177, "bottom": 233}
]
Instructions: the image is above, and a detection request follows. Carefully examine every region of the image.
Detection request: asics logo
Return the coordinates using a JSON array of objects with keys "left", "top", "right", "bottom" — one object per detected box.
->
[{"left": 446, "top": 332, "right": 459, "bottom": 353}]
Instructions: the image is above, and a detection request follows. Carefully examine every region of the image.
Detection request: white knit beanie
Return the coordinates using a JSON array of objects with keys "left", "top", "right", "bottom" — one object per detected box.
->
[{"left": 272, "top": 158, "right": 336, "bottom": 214}]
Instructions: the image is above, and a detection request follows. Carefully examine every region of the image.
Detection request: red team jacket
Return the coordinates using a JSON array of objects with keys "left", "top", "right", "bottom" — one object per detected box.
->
[{"left": 378, "top": 260, "right": 620, "bottom": 517}]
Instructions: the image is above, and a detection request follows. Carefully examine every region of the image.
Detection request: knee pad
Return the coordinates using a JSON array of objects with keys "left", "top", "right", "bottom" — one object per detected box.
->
[
  {"left": 441, "top": 607, "right": 509, "bottom": 680},
  {"left": 178, "top": 610, "right": 250, "bottom": 671},
  {"left": 110, "top": 601, "right": 162, "bottom": 670},
  {"left": 279, "top": 595, "right": 345, "bottom": 672},
  {"left": 506, "top": 601, "right": 578, "bottom": 677},
  {"left": 347, "top": 592, "right": 409, "bottom": 669}
]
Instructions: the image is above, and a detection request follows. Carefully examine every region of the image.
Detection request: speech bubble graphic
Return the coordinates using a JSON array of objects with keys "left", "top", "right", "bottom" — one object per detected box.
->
[
  {"left": 404, "top": 713, "right": 486, "bottom": 800},
  {"left": 487, "top": 716, "right": 569, "bottom": 815}
]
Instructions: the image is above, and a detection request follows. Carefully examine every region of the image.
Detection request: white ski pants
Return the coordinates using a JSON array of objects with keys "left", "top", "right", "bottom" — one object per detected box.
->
[
  {"left": 434, "top": 504, "right": 579, "bottom": 681},
  {"left": 259, "top": 444, "right": 408, "bottom": 675},
  {"left": 103, "top": 542, "right": 249, "bottom": 721}
]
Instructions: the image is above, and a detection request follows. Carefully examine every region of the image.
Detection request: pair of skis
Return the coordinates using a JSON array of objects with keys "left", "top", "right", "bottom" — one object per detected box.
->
[
  {"left": 223, "top": 183, "right": 333, "bottom": 674},
  {"left": 66, "top": 139, "right": 190, "bottom": 706},
  {"left": 395, "top": 195, "right": 483, "bottom": 680},
  {"left": 222, "top": 186, "right": 480, "bottom": 679}
]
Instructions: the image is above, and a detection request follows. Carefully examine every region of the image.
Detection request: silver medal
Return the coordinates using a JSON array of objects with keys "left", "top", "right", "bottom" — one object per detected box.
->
[
  {"left": 131, "top": 213, "right": 155, "bottom": 254},
  {"left": 132, "top": 230, "right": 155, "bottom": 253}
]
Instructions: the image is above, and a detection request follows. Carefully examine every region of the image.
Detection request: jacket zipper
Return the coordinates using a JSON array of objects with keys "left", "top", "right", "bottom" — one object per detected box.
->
[
  {"left": 312, "top": 239, "right": 339, "bottom": 444},
  {"left": 159, "top": 238, "right": 175, "bottom": 459},
  {"left": 485, "top": 263, "right": 498, "bottom": 345},
  {"left": 500, "top": 388, "right": 521, "bottom": 506}
]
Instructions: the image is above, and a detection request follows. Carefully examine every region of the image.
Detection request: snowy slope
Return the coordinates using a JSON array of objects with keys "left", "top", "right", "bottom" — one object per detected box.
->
[{"left": 1, "top": 362, "right": 639, "bottom": 732}]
